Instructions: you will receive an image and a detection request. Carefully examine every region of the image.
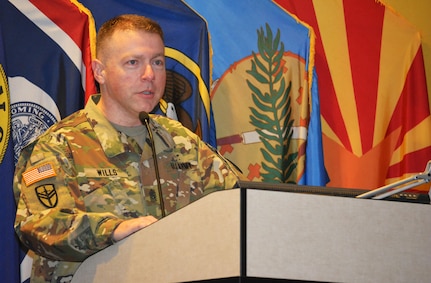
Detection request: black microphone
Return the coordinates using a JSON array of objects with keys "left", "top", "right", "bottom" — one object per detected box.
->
[{"left": 139, "top": 111, "right": 166, "bottom": 217}]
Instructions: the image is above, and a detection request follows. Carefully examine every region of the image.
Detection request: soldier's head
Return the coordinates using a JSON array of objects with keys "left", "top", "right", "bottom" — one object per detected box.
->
[
  {"left": 92, "top": 14, "right": 166, "bottom": 126},
  {"left": 95, "top": 14, "right": 164, "bottom": 58}
]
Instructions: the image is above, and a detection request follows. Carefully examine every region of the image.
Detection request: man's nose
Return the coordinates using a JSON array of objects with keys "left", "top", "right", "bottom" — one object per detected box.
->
[{"left": 141, "top": 64, "right": 155, "bottom": 81}]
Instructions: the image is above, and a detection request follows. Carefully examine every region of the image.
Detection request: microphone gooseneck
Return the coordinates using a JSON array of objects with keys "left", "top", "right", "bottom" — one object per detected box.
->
[
  {"left": 139, "top": 111, "right": 150, "bottom": 125},
  {"left": 139, "top": 111, "right": 166, "bottom": 217}
]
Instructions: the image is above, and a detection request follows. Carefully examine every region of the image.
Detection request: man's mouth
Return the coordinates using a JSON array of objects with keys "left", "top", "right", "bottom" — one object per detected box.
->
[{"left": 141, "top": 90, "right": 153, "bottom": 95}]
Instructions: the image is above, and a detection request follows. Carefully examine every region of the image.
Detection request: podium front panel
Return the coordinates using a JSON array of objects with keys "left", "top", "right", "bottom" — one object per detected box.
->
[
  {"left": 73, "top": 189, "right": 242, "bottom": 283},
  {"left": 73, "top": 187, "right": 431, "bottom": 282},
  {"left": 245, "top": 189, "right": 431, "bottom": 282}
]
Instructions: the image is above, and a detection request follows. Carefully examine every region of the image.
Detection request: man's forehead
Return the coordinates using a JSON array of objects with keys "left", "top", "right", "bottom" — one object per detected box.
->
[{"left": 100, "top": 29, "right": 164, "bottom": 56}]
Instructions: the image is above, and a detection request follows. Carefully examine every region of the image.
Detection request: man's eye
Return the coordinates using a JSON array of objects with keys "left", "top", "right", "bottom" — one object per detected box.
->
[
  {"left": 128, "top": 60, "right": 137, "bottom": 65},
  {"left": 153, "top": 59, "right": 164, "bottom": 67}
]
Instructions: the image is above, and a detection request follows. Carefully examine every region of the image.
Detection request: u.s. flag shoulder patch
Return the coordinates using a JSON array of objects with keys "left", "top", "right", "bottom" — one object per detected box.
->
[{"left": 22, "top": 162, "right": 57, "bottom": 186}]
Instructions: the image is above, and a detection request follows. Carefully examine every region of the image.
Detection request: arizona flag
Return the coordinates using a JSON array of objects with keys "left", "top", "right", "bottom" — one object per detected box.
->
[
  {"left": 0, "top": 0, "right": 97, "bottom": 281},
  {"left": 185, "top": 0, "right": 328, "bottom": 185},
  {"left": 79, "top": 0, "right": 216, "bottom": 146},
  {"left": 275, "top": 0, "right": 431, "bottom": 192}
]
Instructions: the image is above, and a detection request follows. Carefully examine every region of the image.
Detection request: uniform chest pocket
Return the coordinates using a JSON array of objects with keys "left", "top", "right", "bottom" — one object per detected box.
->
[{"left": 75, "top": 168, "right": 143, "bottom": 215}]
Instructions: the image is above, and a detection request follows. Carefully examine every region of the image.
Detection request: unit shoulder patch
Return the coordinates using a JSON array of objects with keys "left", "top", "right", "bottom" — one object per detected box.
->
[{"left": 35, "top": 184, "right": 58, "bottom": 208}]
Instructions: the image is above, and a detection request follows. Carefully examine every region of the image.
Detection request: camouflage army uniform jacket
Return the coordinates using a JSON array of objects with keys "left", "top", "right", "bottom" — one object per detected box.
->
[{"left": 13, "top": 94, "right": 242, "bottom": 283}]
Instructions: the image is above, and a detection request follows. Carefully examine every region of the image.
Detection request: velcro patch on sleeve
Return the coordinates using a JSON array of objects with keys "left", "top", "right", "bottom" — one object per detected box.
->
[{"left": 22, "top": 162, "right": 57, "bottom": 186}]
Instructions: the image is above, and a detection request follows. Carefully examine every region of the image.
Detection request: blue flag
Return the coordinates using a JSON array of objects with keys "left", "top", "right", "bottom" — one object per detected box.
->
[
  {"left": 0, "top": 21, "right": 20, "bottom": 283},
  {"left": 79, "top": 0, "right": 216, "bottom": 146},
  {"left": 0, "top": 0, "right": 97, "bottom": 281},
  {"left": 184, "top": 0, "right": 329, "bottom": 185},
  {"left": 1, "top": 0, "right": 97, "bottom": 161}
]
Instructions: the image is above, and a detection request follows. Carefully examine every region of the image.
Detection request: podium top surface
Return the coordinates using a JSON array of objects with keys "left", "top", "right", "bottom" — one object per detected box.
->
[{"left": 238, "top": 180, "right": 430, "bottom": 204}]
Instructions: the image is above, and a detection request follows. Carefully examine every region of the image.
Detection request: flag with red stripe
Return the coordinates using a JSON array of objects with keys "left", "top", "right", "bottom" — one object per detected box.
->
[
  {"left": 275, "top": 0, "right": 431, "bottom": 192},
  {"left": 0, "top": 0, "right": 97, "bottom": 281},
  {"left": 28, "top": 0, "right": 97, "bottom": 102}
]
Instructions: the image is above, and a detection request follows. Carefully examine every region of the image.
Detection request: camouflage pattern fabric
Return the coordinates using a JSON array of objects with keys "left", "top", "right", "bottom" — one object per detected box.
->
[{"left": 13, "top": 94, "right": 243, "bottom": 283}]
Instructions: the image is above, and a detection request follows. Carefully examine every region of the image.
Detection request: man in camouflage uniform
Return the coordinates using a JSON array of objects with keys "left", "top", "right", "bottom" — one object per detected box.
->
[{"left": 14, "top": 14, "right": 243, "bottom": 283}]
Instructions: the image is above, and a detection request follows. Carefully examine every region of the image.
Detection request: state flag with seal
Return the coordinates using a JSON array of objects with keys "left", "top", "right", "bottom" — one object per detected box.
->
[
  {"left": 0, "top": 0, "right": 97, "bottom": 281},
  {"left": 79, "top": 0, "right": 216, "bottom": 146},
  {"left": 0, "top": 19, "right": 21, "bottom": 283},
  {"left": 184, "top": 0, "right": 328, "bottom": 185}
]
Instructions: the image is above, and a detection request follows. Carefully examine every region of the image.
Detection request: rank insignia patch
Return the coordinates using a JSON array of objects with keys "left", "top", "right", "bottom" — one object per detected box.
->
[
  {"left": 23, "top": 162, "right": 56, "bottom": 186},
  {"left": 35, "top": 184, "right": 58, "bottom": 208}
]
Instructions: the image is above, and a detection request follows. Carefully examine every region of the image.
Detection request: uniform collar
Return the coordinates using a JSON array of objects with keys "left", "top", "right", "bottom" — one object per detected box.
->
[
  {"left": 85, "top": 94, "right": 129, "bottom": 157},
  {"left": 85, "top": 94, "right": 175, "bottom": 158}
]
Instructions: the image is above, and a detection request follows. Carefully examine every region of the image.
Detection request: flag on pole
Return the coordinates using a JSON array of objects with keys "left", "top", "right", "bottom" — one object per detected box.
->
[
  {"left": 184, "top": 0, "right": 328, "bottom": 185},
  {"left": 0, "top": 0, "right": 97, "bottom": 281},
  {"left": 79, "top": 0, "right": 216, "bottom": 146},
  {"left": 275, "top": 0, "right": 431, "bottom": 192}
]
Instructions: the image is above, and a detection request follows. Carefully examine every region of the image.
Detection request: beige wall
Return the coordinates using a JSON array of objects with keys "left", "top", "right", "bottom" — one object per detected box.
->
[{"left": 383, "top": 0, "right": 431, "bottom": 109}]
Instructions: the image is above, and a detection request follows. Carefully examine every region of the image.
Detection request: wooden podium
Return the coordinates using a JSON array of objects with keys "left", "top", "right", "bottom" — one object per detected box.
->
[{"left": 73, "top": 183, "right": 431, "bottom": 282}]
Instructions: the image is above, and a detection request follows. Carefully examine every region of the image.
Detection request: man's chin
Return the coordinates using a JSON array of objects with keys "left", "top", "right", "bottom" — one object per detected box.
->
[{"left": 135, "top": 102, "right": 158, "bottom": 114}]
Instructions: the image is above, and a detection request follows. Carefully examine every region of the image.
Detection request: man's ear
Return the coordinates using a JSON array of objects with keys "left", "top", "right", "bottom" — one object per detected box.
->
[{"left": 92, "top": 59, "right": 105, "bottom": 84}]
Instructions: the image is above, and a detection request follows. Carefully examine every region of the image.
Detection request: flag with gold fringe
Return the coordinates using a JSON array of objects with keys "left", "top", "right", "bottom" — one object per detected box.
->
[
  {"left": 0, "top": 0, "right": 97, "bottom": 281},
  {"left": 79, "top": 0, "right": 216, "bottom": 146}
]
